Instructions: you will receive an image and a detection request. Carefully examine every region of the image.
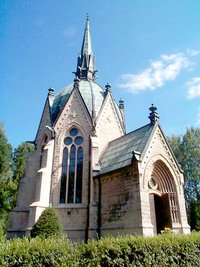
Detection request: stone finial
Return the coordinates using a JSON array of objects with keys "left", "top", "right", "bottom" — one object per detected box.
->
[
  {"left": 148, "top": 104, "right": 159, "bottom": 125},
  {"left": 105, "top": 82, "right": 111, "bottom": 93},
  {"left": 74, "top": 77, "right": 80, "bottom": 90},
  {"left": 48, "top": 86, "right": 54, "bottom": 96},
  {"left": 119, "top": 98, "right": 124, "bottom": 109},
  {"left": 119, "top": 98, "right": 126, "bottom": 132}
]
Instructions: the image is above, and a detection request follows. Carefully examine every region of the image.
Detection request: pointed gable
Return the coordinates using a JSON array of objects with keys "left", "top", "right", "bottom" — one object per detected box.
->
[
  {"left": 54, "top": 83, "right": 92, "bottom": 134},
  {"left": 141, "top": 123, "right": 183, "bottom": 178},
  {"left": 35, "top": 95, "right": 53, "bottom": 144},
  {"left": 51, "top": 80, "right": 105, "bottom": 124}
]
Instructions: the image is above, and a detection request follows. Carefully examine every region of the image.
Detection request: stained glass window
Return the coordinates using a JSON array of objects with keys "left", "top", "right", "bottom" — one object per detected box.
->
[
  {"left": 69, "top": 128, "right": 78, "bottom": 136},
  {"left": 59, "top": 147, "right": 68, "bottom": 203},
  {"left": 76, "top": 147, "right": 83, "bottom": 203},
  {"left": 59, "top": 128, "right": 84, "bottom": 204},
  {"left": 68, "top": 145, "right": 76, "bottom": 203},
  {"left": 64, "top": 137, "right": 72, "bottom": 145},
  {"left": 74, "top": 136, "right": 83, "bottom": 145}
]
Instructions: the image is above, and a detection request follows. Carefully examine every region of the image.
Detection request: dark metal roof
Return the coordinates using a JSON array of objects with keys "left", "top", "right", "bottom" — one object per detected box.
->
[
  {"left": 51, "top": 80, "right": 105, "bottom": 123},
  {"left": 51, "top": 79, "right": 125, "bottom": 128},
  {"left": 98, "top": 123, "right": 154, "bottom": 175}
]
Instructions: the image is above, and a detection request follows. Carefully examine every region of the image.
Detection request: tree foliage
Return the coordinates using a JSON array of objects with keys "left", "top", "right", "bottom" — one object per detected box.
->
[
  {"left": 13, "top": 142, "right": 35, "bottom": 184},
  {"left": 168, "top": 127, "right": 200, "bottom": 230},
  {"left": 0, "top": 124, "right": 35, "bottom": 234},
  {"left": 0, "top": 124, "right": 12, "bottom": 180},
  {"left": 190, "top": 199, "right": 200, "bottom": 231},
  {"left": 0, "top": 124, "right": 16, "bottom": 234},
  {"left": 30, "top": 208, "right": 62, "bottom": 238}
]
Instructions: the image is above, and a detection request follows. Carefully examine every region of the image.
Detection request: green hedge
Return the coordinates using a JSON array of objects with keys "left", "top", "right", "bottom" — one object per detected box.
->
[
  {"left": 0, "top": 233, "right": 200, "bottom": 266},
  {"left": 78, "top": 233, "right": 200, "bottom": 267},
  {"left": 0, "top": 236, "right": 75, "bottom": 267},
  {"left": 30, "top": 208, "right": 62, "bottom": 238}
]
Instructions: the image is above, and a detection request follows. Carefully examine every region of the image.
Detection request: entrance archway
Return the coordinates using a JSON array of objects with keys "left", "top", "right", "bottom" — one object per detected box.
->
[
  {"left": 148, "top": 160, "right": 179, "bottom": 234},
  {"left": 149, "top": 193, "right": 171, "bottom": 234}
]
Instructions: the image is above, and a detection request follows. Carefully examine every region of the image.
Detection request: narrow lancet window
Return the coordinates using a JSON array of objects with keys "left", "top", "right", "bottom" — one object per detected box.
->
[
  {"left": 59, "top": 147, "right": 68, "bottom": 203},
  {"left": 76, "top": 147, "right": 83, "bottom": 203},
  {"left": 68, "top": 145, "right": 76, "bottom": 203},
  {"left": 39, "top": 134, "right": 49, "bottom": 169}
]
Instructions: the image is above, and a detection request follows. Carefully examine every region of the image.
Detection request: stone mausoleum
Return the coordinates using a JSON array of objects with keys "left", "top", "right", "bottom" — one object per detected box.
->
[{"left": 8, "top": 17, "right": 190, "bottom": 241}]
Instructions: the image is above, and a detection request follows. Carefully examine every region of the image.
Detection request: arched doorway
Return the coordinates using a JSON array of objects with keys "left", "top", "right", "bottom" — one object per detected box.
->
[
  {"left": 148, "top": 160, "right": 179, "bottom": 234},
  {"left": 149, "top": 193, "right": 171, "bottom": 234}
]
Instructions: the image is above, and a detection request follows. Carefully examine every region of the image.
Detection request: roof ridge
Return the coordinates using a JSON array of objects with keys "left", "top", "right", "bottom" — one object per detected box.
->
[
  {"left": 99, "top": 123, "right": 155, "bottom": 175},
  {"left": 107, "top": 123, "right": 152, "bottom": 145}
]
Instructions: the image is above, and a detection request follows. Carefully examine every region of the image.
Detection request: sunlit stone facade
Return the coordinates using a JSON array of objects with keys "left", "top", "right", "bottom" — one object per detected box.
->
[{"left": 8, "top": 18, "right": 190, "bottom": 241}]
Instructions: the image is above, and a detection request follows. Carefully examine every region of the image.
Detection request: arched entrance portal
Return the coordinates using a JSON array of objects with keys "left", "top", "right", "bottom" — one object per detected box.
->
[
  {"left": 149, "top": 193, "right": 171, "bottom": 234},
  {"left": 148, "top": 160, "right": 179, "bottom": 234}
]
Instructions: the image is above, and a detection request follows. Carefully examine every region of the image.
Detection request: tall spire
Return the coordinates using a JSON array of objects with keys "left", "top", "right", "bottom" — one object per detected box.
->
[
  {"left": 74, "top": 15, "right": 97, "bottom": 81},
  {"left": 81, "top": 14, "right": 92, "bottom": 57}
]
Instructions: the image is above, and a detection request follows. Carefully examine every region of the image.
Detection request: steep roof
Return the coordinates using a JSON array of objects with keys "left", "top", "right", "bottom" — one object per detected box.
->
[
  {"left": 51, "top": 80, "right": 105, "bottom": 123},
  {"left": 98, "top": 123, "right": 154, "bottom": 175}
]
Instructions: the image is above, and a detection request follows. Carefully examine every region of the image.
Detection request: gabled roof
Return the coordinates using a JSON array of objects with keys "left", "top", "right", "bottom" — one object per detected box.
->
[{"left": 98, "top": 123, "right": 154, "bottom": 175}]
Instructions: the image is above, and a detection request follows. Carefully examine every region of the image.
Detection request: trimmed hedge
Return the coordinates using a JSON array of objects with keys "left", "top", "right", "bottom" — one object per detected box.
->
[
  {"left": 77, "top": 233, "right": 200, "bottom": 267},
  {"left": 30, "top": 208, "right": 62, "bottom": 238},
  {"left": 0, "top": 236, "right": 75, "bottom": 267},
  {"left": 0, "top": 233, "right": 200, "bottom": 266}
]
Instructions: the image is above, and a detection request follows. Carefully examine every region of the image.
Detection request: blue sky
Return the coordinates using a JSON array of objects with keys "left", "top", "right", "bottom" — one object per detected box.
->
[{"left": 1, "top": 0, "right": 200, "bottom": 148}]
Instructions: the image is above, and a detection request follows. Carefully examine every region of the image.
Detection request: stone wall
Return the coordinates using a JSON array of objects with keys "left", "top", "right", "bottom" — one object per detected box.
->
[
  {"left": 99, "top": 166, "right": 142, "bottom": 237},
  {"left": 56, "top": 205, "right": 88, "bottom": 241}
]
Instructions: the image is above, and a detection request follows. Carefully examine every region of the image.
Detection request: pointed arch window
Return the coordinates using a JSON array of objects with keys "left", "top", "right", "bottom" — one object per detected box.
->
[
  {"left": 59, "top": 128, "right": 83, "bottom": 204},
  {"left": 39, "top": 134, "right": 48, "bottom": 169}
]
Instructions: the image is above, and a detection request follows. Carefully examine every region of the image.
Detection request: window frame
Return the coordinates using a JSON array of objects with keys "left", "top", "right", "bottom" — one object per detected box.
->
[{"left": 59, "top": 127, "right": 84, "bottom": 204}]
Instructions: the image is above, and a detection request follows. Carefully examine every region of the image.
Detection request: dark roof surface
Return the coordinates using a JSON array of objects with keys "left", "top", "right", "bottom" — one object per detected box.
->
[
  {"left": 98, "top": 123, "right": 154, "bottom": 175},
  {"left": 51, "top": 80, "right": 105, "bottom": 122},
  {"left": 50, "top": 80, "right": 124, "bottom": 128}
]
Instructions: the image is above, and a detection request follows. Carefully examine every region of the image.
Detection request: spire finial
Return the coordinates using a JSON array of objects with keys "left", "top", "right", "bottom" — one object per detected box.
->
[
  {"left": 105, "top": 82, "right": 111, "bottom": 93},
  {"left": 119, "top": 98, "right": 124, "bottom": 109},
  {"left": 48, "top": 85, "right": 54, "bottom": 96},
  {"left": 81, "top": 15, "right": 92, "bottom": 57},
  {"left": 148, "top": 104, "right": 159, "bottom": 125},
  {"left": 73, "top": 77, "right": 79, "bottom": 90},
  {"left": 74, "top": 16, "right": 97, "bottom": 81}
]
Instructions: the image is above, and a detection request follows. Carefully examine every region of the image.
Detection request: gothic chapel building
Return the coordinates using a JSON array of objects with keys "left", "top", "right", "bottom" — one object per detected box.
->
[{"left": 8, "top": 18, "right": 190, "bottom": 241}]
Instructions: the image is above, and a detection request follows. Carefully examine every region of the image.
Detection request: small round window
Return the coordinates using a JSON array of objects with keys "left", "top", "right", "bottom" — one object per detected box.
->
[
  {"left": 75, "top": 136, "right": 83, "bottom": 145},
  {"left": 148, "top": 178, "right": 158, "bottom": 190},
  {"left": 70, "top": 128, "right": 78, "bottom": 136},
  {"left": 64, "top": 137, "right": 73, "bottom": 145}
]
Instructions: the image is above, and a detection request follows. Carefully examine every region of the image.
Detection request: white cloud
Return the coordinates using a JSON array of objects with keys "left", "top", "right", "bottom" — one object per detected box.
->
[
  {"left": 186, "top": 48, "right": 200, "bottom": 57},
  {"left": 118, "top": 53, "right": 191, "bottom": 94},
  {"left": 187, "top": 77, "right": 200, "bottom": 99}
]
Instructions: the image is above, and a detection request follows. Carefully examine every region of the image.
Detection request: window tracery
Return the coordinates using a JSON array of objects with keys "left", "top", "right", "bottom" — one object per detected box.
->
[{"left": 59, "top": 127, "right": 83, "bottom": 204}]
